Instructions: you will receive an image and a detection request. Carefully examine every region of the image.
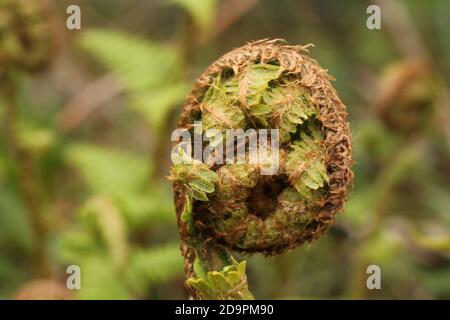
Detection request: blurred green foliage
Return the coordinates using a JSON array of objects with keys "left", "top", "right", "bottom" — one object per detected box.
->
[{"left": 0, "top": 0, "right": 449, "bottom": 299}]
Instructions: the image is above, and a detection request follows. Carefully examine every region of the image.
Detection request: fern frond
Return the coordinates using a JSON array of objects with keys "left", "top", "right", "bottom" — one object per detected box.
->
[
  {"left": 64, "top": 143, "right": 150, "bottom": 196},
  {"left": 263, "top": 83, "right": 316, "bottom": 142},
  {"left": 201, "top": 75, "right": 247, "bottom": 132},
  {"left": 76, "top": 256, "right": 131, "bottom": 300},
  {"left": 130, "top": 83, "right": 188, "bottom": 132},
  {"left": 80, "top": 196, "right": 128, "bottom": 269},
  {"left": 79, "top": 29, "right": 182, "bottom": 92},
  {"left": 125, "top": 243, "right": 183, "bottom": 292},
  {"left": 285, "top": 120, "right": 329, "bottom": 197},
  {"left": 168, "top": 0, "right": 217, "bottom": 35},
  {"left": 115, "top": 191, "right": 176, "bottom": 229},
  {"left": 239, "top": 63, "right": 281, "bottom": 106},
  {"left": 170, "top": 150, "right": 218, "bottom": 201},
  {"left": 79, "top": 29, "right": 187, "bottom": 132},
  {"left": 186, "top": 257, "right": 254, "bottom": 300}
]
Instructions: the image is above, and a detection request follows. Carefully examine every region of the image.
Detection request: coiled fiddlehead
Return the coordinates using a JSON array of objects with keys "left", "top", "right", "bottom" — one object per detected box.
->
[
  {"left": 0, "top": 0, "right": 58, "bottom": 73},
  {"left": 171, "top": 39, "right": 353, "bottom": 299},
  {"left": 374, "top": 59, "right": 437, "bottom": 135}
]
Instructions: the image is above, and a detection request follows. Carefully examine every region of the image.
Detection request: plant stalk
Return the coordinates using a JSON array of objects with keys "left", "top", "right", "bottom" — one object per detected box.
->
[{"left": 1, "top": 70, "right": 51, "bottom": 277}]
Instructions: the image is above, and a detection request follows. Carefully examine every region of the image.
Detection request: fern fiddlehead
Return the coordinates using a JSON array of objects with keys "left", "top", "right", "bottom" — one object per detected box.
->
[
  {"left": 170, "top": 39, "right": 353, "bottom": 299},
  {"left": 0, "top": 0, "right": 58, "bottom": 73},
  {"left": 0, "top": 0, "right": 59, "bottom": 276}
]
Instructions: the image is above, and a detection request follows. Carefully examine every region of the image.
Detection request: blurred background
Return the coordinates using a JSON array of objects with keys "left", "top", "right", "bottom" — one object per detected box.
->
[{"left": 0, "top": 0, "right": 449, "bottom": 299}]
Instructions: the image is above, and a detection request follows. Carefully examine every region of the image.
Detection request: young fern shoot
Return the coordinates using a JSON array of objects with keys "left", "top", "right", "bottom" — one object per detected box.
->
[{"left": 170, "top": 39, "right": 353, "bottom": 300}]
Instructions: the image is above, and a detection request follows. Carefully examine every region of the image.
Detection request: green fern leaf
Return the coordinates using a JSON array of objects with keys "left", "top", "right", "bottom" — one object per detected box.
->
[
  {"left": 80, "top": 197, "right": 128, "bottom": 269},
  {"left": 240, "top": 63, "right": 281, "bottom": 106},
  {"left": 263, "top": 83, "right": 316, "bottom": 142},
  {"left": 75, "top": 256, "right": 130, "bottom": 300},
  {"left": 186, "top": 257, "right": 254, "bottom": 300},
  {"left": 168, "top": 0, "right": 217, "bottom": 35},
  {"left": 125, "top": 243, "right": 183, "bottom": 293},
  {"left": 130, "top": 83, "right": 188, "bottom": 132},
  {"left": 64, "top": 143, "right": 150, "bottom": 196},
  {"left": 115, "top": 191, "right": 176, "bottom": 229},
  {"left": 285, "top": 121, "right": 329, "bottom": 197},
  {"left": 79, "top": 29, "right": 182, "bottom": 92},
  {"left": 79, "top": 30, "right": 187, "bottom": 132},
  {"left": 170, "top": 151, "right": 218, "bottom": 201},
  {"left": 201, "top": 75, "right": 247, "bottom": 133}
]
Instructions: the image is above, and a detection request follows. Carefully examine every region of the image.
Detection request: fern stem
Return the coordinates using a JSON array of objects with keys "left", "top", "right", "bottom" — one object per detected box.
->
[
  {"left": 1, "top": 70, "right": 51, "bottom": 277},
  {"left": 183, "top": 240, "right": 254, "bottom": 300}
]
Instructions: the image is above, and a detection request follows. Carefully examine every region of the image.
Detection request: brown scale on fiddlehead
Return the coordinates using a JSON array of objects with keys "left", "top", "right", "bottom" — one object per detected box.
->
[{"left": 170, "top": 39, "right": 353, "bottom": 299}]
